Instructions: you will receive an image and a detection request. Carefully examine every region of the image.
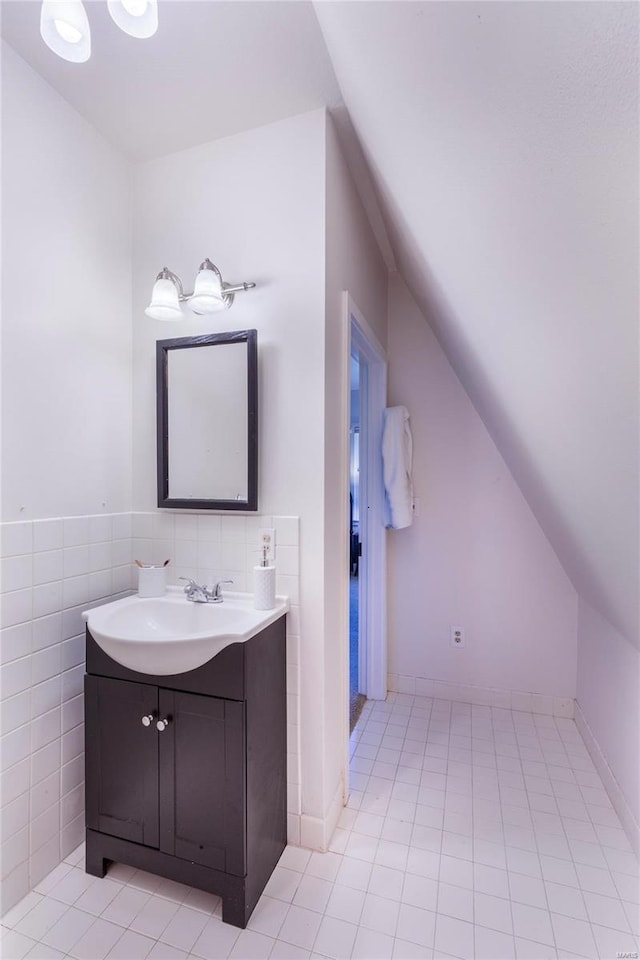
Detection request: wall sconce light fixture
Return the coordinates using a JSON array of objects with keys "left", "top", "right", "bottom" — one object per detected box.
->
[
  {"left": 145, "top": 259, "right": 256, "bottom": 321},
  {"left": 40, "top": 0, "right": 158, "bottom": 63}
]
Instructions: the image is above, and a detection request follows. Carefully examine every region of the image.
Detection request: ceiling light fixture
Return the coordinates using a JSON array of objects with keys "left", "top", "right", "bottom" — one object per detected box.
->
[
  {"left": 40, "top": 0, "right": 91, "bottom": 62},
  {"left": 145, "top": 261, "right": 256, "bottom": 321},
  {"left": 40, "top": 0, "right": 158, "bottom": 61},
  {"left": 107, "top": 0, "right": 158, "bottom": 40}
]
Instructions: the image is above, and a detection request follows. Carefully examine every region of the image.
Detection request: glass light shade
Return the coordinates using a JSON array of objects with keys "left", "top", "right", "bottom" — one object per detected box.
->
[
  {"left": 40, "top": 0, "right": 91, "bottom": 62},
  {"left": 188, "top": 266, "right": 228, "bottom": 314},
  {"left": 107, "top": 0, "right": 158, "bottom": 39},
  {"left": 145, "top": 277, "right": 183, "bottom": 321}
]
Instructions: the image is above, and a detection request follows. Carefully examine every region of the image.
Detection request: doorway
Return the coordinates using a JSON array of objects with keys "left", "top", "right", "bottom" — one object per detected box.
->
[
  {"left": 346, "top": 295, "right": 388, "bottom": 735},
  {"left": 349, "top": 354, "right": 365, "bottom": 729}
]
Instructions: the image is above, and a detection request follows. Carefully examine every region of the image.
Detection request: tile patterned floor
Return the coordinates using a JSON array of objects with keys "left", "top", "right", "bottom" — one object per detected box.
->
[{"left": 2, "top": 693, "right": 639, "bottom": 960}]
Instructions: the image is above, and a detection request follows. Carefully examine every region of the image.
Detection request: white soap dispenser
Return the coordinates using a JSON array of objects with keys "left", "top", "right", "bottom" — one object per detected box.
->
[{"left": 253, "top": 544, "right": 276, "bottom": 611}]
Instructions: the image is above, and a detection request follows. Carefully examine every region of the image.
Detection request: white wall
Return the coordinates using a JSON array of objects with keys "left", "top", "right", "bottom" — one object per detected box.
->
[
  {"left": 577, "top": 600, "right": 640, "bottom": 840},
  {"left": 387, "top": 275, "right": 578, "bottom": 703},
  {"left": 0, "top": 44, "right": 133, "bottom": 912},
  {"left": 132, "top": 109, "right": 389, "bottom": 848},
  {"left": 1, "top": 43, "right": 132, "bottom": 522},
  {"left": 132, "top": 110, "right": 334, "bottom": 837},
  {"left": 323, "top": 114, "right": 388, "bottom": 836}
]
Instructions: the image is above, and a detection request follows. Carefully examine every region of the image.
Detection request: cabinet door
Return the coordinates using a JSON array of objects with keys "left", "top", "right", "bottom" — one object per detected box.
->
[
  {"left": 158, "top": 690, "right": 245, "bottom": 876},
  {"left": 85, "top": 676, "right": 159, "bottom": 847}
]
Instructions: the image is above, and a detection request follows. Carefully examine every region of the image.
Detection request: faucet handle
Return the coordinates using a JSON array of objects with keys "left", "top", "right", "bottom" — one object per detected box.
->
[
  {"left": 213, "top": 578, "right": 233, "bottom": 598},
  {"left": 179, "top": 577, "right": 197, "bottom": 592}
]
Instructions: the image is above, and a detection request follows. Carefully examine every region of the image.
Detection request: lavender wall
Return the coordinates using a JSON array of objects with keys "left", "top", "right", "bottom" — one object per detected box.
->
[
  {"left": 387, "top": 275, "right": 578, "bottom": 704},
  {"left": 576, "top": 599, "right": 640, "bottom": 840}
]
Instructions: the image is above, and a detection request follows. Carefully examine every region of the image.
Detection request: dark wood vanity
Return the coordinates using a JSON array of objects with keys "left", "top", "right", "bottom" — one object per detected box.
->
[{"left": 84, "top": 616, "right": 286, "bottom": 928}]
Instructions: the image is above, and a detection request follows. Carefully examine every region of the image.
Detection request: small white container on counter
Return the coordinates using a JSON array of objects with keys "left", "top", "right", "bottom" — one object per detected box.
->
[
  {"left": 253, "top": 564, "right": 276, "bottom": 610},
  {"left": 137, "top": 565, "right": 167, "bottom": 598}
]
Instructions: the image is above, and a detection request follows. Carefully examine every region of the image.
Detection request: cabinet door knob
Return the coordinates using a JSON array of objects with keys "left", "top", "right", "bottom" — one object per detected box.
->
[
  {"left": 156, "top": 718, "right": 171, "bottom": 732},
  {"left": 141, "top": 714, "right": 154, "bottom": 727}
]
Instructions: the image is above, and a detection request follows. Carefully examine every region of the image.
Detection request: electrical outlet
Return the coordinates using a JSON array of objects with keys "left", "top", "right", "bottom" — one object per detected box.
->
[
  {"left": 450, "top": 626, "right": 465, "bottom": 648},
  {"left": 258, "top": 527, "right": 275, "bottom": 563}
]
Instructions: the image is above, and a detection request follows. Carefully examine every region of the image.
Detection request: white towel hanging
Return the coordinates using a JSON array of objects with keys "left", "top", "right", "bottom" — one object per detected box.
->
[{"left": 382, "top": 405, "right": 414, "bottom": 529}]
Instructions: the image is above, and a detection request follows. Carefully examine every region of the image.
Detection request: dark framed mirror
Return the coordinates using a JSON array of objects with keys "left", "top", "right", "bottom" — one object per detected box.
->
[{"left": 156, "top": 330, "right": 258, "bottom": 511}]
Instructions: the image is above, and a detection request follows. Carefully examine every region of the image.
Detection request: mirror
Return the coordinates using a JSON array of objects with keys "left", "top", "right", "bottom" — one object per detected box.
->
[{"left": 156, "top": 330, "right": 258, "bottom": 510}]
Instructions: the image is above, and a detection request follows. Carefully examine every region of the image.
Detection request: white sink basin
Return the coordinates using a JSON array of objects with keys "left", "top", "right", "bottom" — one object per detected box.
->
[{"left": 82, "top": 588, "right": 289, "bottom": 675}]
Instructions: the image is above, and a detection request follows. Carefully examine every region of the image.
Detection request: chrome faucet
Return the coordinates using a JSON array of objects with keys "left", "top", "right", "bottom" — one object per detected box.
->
[{"left": 179, "top": 577, "right": 233, "bottom": 603}]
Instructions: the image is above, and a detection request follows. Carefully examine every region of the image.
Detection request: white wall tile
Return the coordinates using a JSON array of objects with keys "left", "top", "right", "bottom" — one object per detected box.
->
[
  {"left": 63, "top": 576, "right": 89, "bottom": 609},
  {"left": 61, "top": 725, "right": 84, "bottom": 765},
  {"left": 31, "top": 771, "right": 61, "bottom": 821},
  {"left": 62, "top": 665, "right": 84, "bottom": 703},
  {"left": 153, "top": 513, "right": 175, "bottom": 540},
  {"left": 112, "top": 565, "right": 134, "bottom": 593},
  {"left": 221, "top": 516, "right": 246, "bottom": 542},
  {"left": 31, "top": 677, "right": 61, "bottom": 720},
  {"left": 132, "top": 513, "right": 153, "bottom": 538},
  {"left": 89, "top": 570, "right": 113, "bottom": 602},
  {"left": 33, "top": 550, "right": 64, "bottom": 586},
  {"left": 31, "top": 740, "right": 61, "bottom": 788},
  {"left": 1, "top": 623, "right": 32, "bottom": 665},
  {"left": 60, "top": 636, "right": 84, "bottom": 673},
  {"left": 221, "top": 541, "right": 246, "bottom": 570},
  {"left": 175, "top": 515, "right": 198, "bottom": 540},
  {"left": 33, "top": 582, "right": 62, "bottom": 619},
  {"left": 33, "top": 520, "right": 63, "bottom": 553},
  {"left": 274, "top": 517, "right": 299, "bottom": 546},
  {"left": 61, "top": 755, "right": 84, "bottom": 796},
  {"left": 2, "top": 656, "right": 32, "bottom": 699},
  {"left": 1, "top": 792, "right": 30, "bottom": 843},
  {"left": 31, "top": 707, "right": 61, "bottom": 752},
  {"left": 111, "top": 539, "right": 132, "bottom": 566},
  {"left": 63, "top": 547, "right": 89, "bottom": 580},
  {"left": 61, "top": 784, "right": 83, "bottom": 829},
  {"left": 1, "top": 555, "right": 33, "bottom": 593},
  {"left": 112, "top": 513, "right": 132, "bottom": 540},
  {"left": 1, "top": 825, "right": 29, "bottom": 879},
  {"left": 62, "top": 694, "right": 83, "bottom": 735},
  {"left": 2, "top": 589, "right": 33, "bottom": 628},
  {"left": 89, "top": 542, "right": 112, "bottom": 573},
  {"left": 30, "top": 802, "right": 60, "bottom": 854},
  {"left": 31, "top": 647, "right": 61, "bottom": 687},
  {"left": 2, "top": 690, "right": 31, "bottom": 735},
  {"left": 197, "top": 515, "right": 221, "bottom": 541},
  {"left": 0, "top": 862, "right": 30, "bottom": 913},
  {"left": 30, "top": 835, "right": 62, "bottom": 889},
  {"left": 1, "top": 757, "right": 30, "bottom": 808},
  {"left": 1, "top": 523, "right": 33, "bottom": 558},
  {"left": 1, "top": 724, "right": 32, "bottom": 772},
  {"left": 63, "top": 518, "right": 89, "bottom": 548},
  {"left": 31, "top": 614, "right": 62, "bottom": 653},
  {"left": 88, "top": 515, "right": 112, "bottom": 544}
]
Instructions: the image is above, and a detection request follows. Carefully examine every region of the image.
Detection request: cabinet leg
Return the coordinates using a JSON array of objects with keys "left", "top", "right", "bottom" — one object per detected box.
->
[
  {"left": 85, "top": 835, "right": 107, "bottom": 878},
  {"left": 221, "top": 896, "right": 248, "bottom": 929}
]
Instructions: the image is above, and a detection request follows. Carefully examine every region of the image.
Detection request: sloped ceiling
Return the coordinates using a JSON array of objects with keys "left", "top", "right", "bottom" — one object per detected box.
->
[
  {"left": 315, "top": 0, "right": 639, "bottom": 647},
  {"left": 1, "top": 1, "right": 637, "bottom": 643}
]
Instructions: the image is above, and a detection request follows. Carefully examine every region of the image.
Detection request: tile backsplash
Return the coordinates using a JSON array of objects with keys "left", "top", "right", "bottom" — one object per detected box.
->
[{"left": 0, "top": 511, "right": 301, "bottom": 915}]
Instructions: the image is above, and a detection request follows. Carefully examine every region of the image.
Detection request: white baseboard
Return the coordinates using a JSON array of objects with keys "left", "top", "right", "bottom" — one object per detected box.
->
[
  {"left": 574, "top": 701, "right": 640, "bottom": 858},
  {"left": 388, "top": 674, "right": 574, "bottom": 718},
  {"left": 299, "top": 780, "right": 345, "bottom": 852}
]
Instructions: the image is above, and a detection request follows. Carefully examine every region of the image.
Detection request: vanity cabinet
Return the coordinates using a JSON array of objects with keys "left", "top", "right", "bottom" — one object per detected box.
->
[{"left": 84, "top": 616, "right": 286, "bottom": 928}]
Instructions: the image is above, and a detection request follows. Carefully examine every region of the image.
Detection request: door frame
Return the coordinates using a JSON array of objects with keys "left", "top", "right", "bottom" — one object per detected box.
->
[{"left": 345, "top": 293, "right": 387, "bottom": 704}]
